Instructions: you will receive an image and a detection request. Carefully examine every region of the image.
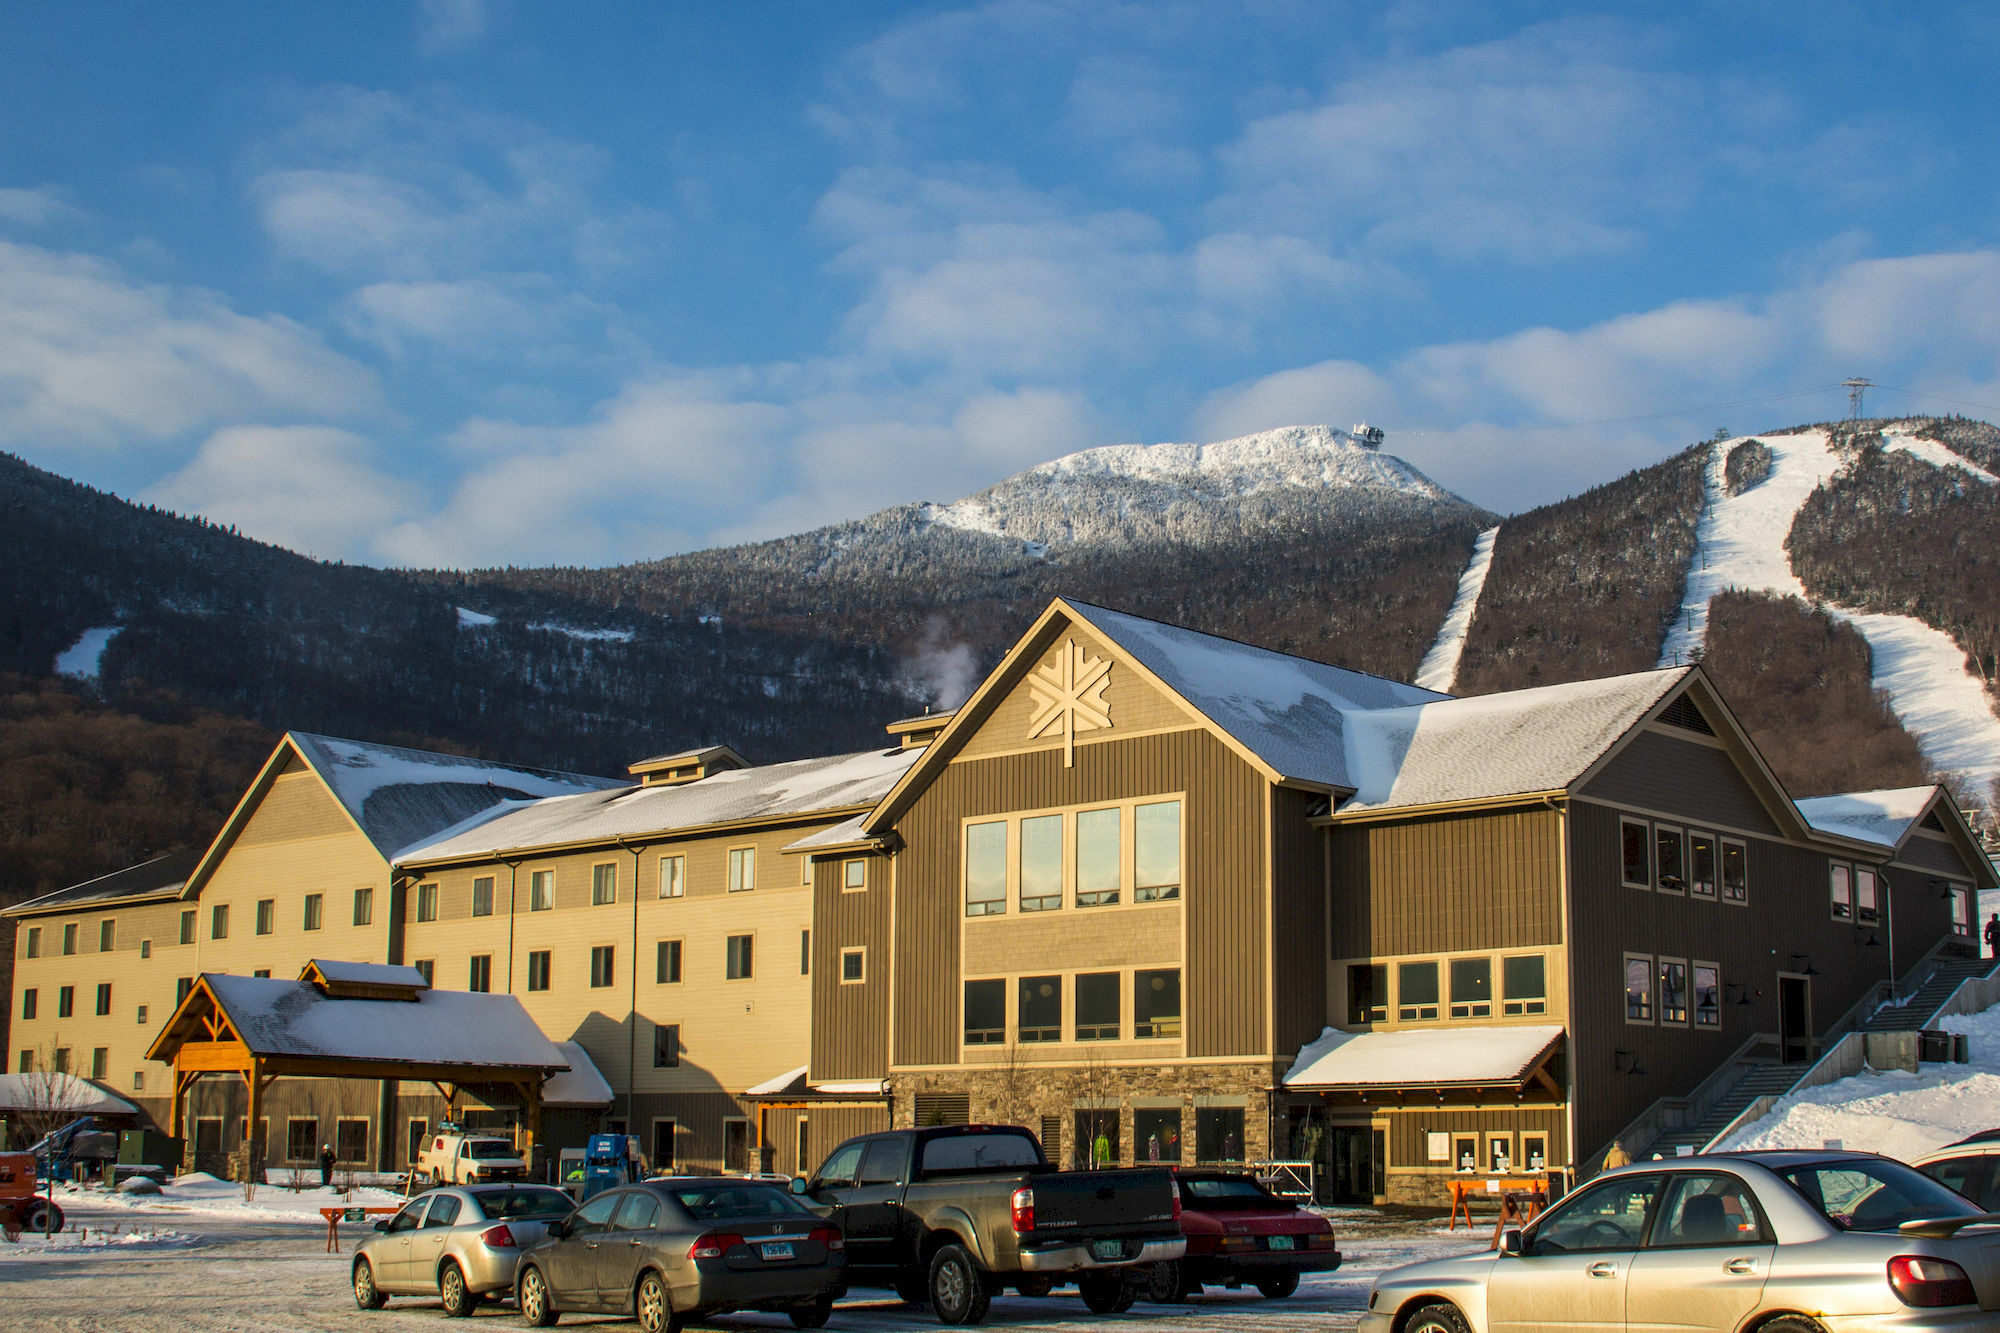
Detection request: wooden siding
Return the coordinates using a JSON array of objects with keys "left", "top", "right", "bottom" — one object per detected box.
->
[
  {"left": 804, "top": 1103, "right": 893, "bottom": 1173},
  {"left": 1568, "top": 800, "right": 1896, "bottom": 1162},
  {"left": 1896, "top": 833, "right": 1977, "bottom": 878},
  {"left": 1381, "top": 1105, "right": 1568, "bottom": 1171},
  {"left": 811, "top": 851, "right": 892, "bottom": 1082},
  {"left": 1580, "top": 729, "right": 1782, "bottom": 837},
  {"left": 1891, "top": 852, "right": 1975, "bottom": 963},
  {"left": 1328, "top": 808, "right": 1564, "bottom": 958},
  {"left": 891, "top": 728, "right": 1267, "bottom": 1067},
  {"left": 955, "top": 624, "right": 1195, "bottom": 762},
  {"left": 1270, "top": 787, "right": 1327, "bottom": 1059}
]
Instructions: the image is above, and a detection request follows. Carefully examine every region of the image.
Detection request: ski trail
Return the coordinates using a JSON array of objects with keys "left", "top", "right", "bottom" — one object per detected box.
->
[
  {"left": 1413, "top": 525, "right": 1499, "bottom": 693},
  {"left": 1825, "top": 608, "right": 2000, "bottom": 790},
  {"left": 1880, "top": 425, "right": 2000, "bottom": 486}
]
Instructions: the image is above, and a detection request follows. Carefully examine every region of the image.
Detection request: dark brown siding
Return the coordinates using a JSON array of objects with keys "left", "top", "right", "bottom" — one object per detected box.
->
[
  {"left": 1897, "top": 835, "right": 1977, "bottom": 877},
  {"left": 805, "top": 1104, "right": 892, "bottom": 1173},
  {"left": 891, "top": 729, "right": 1267, "bottom": 1066},
  {"left": 811, "top": 852, "right": 892, "bottom": 1082},
  {"left": 1568, "top": 801, "right": 1896, "bottom": 1163},
  {"left": 1328, "top": 808, "right": 1564, "bottom": 957},
  {"left": 1270, "top": 787, "right": 1326, "bottom": 1058},
  {"left": 1581, "top": 730, "right": 1781, "bottom": 836},
  {"left": 1382, "top": 1105, "right": 1568, "bottom": 1169},
  {"left": 1890, "top": 850, "right": 1977, "bottom": 963}
]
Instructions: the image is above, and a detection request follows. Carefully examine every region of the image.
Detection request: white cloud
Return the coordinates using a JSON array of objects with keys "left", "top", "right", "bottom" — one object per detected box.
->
[
  {"left": 0, "top": 240, "right": 382, "bottom": 450},
  {"left": 337, "top": 274, "right": 619, "bottom": 361},
  {"left": 146, "top": 425, "right": 413, "bottom": 560},
  {"left": 0, "top": 187, "right": 77, "bottom": 228},
  {"left": 416, "top": 0, "right": 489, "bottom": 55}
]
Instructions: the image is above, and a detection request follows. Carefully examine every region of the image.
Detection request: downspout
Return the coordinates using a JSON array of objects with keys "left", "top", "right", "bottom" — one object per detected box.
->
[
  {"left": 617, "top": 838, "right": 651, "bottom": 1130},
  {"left": 502, "top": 860, "right": 522, "bottom": 994},
  {"left": 1548, "top": 793, "right": 1579, "bottom": 1191}
]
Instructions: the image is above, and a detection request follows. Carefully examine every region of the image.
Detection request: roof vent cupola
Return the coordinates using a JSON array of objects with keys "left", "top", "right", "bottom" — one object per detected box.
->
[{"left": 626, "top": 745, "right": 752, "bottom": 787}]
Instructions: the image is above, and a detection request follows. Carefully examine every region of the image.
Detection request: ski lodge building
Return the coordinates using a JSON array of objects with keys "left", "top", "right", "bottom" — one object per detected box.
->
[{"left": 7, "top": 598, "right": 1993, "bottom": 1202}]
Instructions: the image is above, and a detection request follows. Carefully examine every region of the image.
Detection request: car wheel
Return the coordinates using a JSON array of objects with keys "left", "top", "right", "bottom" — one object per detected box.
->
[
  {"left": 1404, "top": 1301, "right": 1472, "bottom": 1333},
  {"left": 894, "top": 1273, "right": 931, "bottom": 1305},
  {"left": 1144, "top": 1261, "right": 1186, "bottom": 1304},
  {"left": 23, "top": 1200, "right": 63, "bottom": 1234},
  {"left": 635, "top": 1270, "right": 681, "bottom": 1333},
  {"left": 1015, "top": 1276, "right": 1055, "bottom": 1299},
  {"left": 1077, "top": 1272, "right": 1136, "bottom": 1315},
  {"left": 928, "top": 1243, "right": 992, "bottom": 1325},
  {"left": 788, "top": 1297, "right": 834, "bottom": 1328},
  {"left": 353, "top": 1257, "right": 388, "bottom": 1310},
  {"left": 439, "top": 1260, "right": 475, "bottom": 1317},
  {"left": 1755, "top": 1320, "right": 1825, "bottom": 1333},
  {"left": 1255, "top": 1273, "right": 1300, "bottom": 1299},
  {"left": 518, "top": 1264, "right": 560, "bottom": 1327},
  {"left": 431, "top": 1169, "right": 444, "bottom": 1186}
]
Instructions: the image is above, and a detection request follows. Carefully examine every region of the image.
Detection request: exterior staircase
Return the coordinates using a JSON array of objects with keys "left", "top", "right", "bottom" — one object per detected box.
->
[
  {"left": 1860, "top": 954, "right": 1997, "bottom": 1032},
  {"left": 1646, "top": 1063, "right": 1802, "bottom": 1157}
]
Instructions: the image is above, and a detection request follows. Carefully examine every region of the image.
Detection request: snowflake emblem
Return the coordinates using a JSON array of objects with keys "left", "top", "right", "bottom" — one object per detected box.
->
[{"left": 1027, "top": 638, "right": 1111, "bottom": 767}]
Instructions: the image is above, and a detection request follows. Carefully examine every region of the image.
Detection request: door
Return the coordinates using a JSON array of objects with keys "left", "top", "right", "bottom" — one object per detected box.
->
[
  {"left": 1625, "top": 1172, "right": 1776, "bottom": 1333},
  {"left": 409, "top": 1191, "right": 462, "bottom": 1289},
  {"left": 377, "top": 1197, "right": 430, "bottom": 1288},
  {"left": 1487, "top": 1173, "right": 1664, "bottom": 1333},
  {"left": 810, "top": 1139, "right": 897, "bottom": 1271},
  {"left": 1779, "top": 976, "right": 1811, "bottom": 1064},
  {"left": 1327, "top": 1126, "right": 1375, "bottom": 1204},
  {"left": 546, "top": 1189, "right": 623, "bottom": 1309},
  {"left": 597, "top": 1191, "right": 663, "bottom": 1311}
]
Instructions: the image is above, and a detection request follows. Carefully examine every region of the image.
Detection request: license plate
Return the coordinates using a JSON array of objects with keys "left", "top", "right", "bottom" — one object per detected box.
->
[
  {"left": 759, "top": 1241, "right": 795, "bottom": 1261},
  {"left": 1268, "top": 1235, "right": 1295, "bottom": 1251},
  {"left": 1090, "top": 1240, "right": 1125, "bottom": 1261}
]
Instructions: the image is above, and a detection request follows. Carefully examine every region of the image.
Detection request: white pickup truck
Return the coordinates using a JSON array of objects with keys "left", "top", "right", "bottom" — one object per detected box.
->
[{"left": 415, "top": 1131, "right": 527, "bottom": 1184}]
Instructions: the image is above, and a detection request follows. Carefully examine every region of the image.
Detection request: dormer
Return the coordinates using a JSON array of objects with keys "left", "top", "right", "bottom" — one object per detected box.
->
[
  {"left": 627, "top": 745, "right": 752, "bottom": 787},
  {"left": 301, "top": 959, "right": 428, "bottom": 1001},
  {"left": 886, "top": 709, "right": 958, "bottom": 751}
]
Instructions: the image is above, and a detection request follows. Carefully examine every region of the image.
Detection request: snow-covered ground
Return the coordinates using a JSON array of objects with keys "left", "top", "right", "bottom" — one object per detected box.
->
[
  {"left": 1413, "top": 525, "right": 1499, "bottom": 693},
  {"left": 1826, "top": 609, "right": 2000, "bottom": 789},
  {"left": 1882, "top": 424, "right": 2000, "bottom": 486},
  {"left": 61, "top": 1171, "right": 407, "bottom": 1226},
  {"left": 1715, "top": 1002, "right": 2000, "bottom": 1161},
  {"left": 53, "top": 625, "right": 120, "bottom": 679}
]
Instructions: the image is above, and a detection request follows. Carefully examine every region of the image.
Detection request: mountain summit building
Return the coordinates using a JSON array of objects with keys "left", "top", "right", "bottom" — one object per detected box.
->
[{"left": 8, "top": 598, "right": 1991, "bottom": 1201}]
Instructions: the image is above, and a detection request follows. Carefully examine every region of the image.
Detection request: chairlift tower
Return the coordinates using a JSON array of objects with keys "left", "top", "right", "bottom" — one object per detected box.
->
[{"left": 1842, "top": 377, "right": 1873, "bottom": 420}]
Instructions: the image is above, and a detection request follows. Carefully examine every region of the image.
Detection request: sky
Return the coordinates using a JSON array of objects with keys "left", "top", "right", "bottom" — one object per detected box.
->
[{"left": 4, "top": 1, "right": 2000, "bottom": 568}]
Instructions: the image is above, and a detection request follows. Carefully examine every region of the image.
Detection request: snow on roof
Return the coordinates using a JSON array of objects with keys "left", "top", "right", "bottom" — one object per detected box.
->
[
  {"left": 544, "top": 1041, "right": 613, "bottom": 1107},
  {"left": 743, "top": 1065, "right": 887, "bottom": 1098},
  {"left": 287, "top": 732, "right": 624, "bottom": 861},
  {"left": 1795, "top": 787, "right": 1940, "bottom": 850},
  {"left": 310, "top": 960, "right": 429, "bottom": 989},
  {"left": 1072, "top": 601, "right": 1446, "bottom": 788},
  {"left": 398, "top": 746, "right": 920, "bottom": 865},
  {"left": 0, "top": 1071, "right": 139, "bottom": 1117},
  {"left": 746, "top": 1065, "right": 810, "bottom": 1097},
  {"left": 1285, "top": 1024, "right": 1565, "bottom": 1089},
  {"left": 5, "top": 850, "right": 199, "bottom": 917},
  {"left": 1336, "top": 669, "right": 1689, "bottom": 815},
  {"left": 202, "top": 974, "right": 567, "bottom": 1070},
  {"left": 784, "top": 813, "right": 873, "bottom": 853}
]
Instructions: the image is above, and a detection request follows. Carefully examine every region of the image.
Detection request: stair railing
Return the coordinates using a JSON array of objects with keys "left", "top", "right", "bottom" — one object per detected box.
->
[{"left": 1584, "top": 1029, "right": 1776, "bottom": 1175}]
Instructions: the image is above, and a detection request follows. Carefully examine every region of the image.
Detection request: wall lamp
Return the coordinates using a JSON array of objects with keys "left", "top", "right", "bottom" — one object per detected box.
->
[
  {"left": 1725, "top": 983, "right": 1755, "bottom": 1006},
  {"left": 1854, "top": 927, "right": 1883, "bottom": 948},
  {"left": 1789, "top": 953, "right": 1820, "bottom": 977},
  {"left": 1613, "top": 1049, "right": 1646, "bottom": 1076}
]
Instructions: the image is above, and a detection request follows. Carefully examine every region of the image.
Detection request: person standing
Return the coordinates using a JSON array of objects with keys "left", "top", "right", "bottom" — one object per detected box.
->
[
  {"left": 319, "top": 1142, "right": 336, "bottom": 1189},
  {"left": 1985, "top": 912, "right": 1999, "bottom": 959}
]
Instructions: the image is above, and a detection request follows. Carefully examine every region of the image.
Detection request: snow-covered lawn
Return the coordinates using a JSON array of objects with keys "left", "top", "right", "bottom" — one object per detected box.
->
[
  {"left": 1714, "top": 1002, "right": 2000, "bottom": 1161},
  {"left": 69, "top": 1171, "right": 407, "bottom": 1225}
]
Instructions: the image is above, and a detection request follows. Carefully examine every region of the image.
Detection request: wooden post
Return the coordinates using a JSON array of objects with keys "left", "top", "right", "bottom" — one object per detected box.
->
[
  {"left": 243, "top": 1058, "right": 267, "bottom": 1183},
  {"left": 522, "top": 1078, "right": 542, "bottom": 1177},
  {"left": 169, "top": 1061, "right": 187, "bottom": 1138}
]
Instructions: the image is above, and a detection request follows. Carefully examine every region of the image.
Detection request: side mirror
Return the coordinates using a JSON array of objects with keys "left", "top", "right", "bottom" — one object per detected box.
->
[
  {"left": 1498, "top": 1228, "right": 1527, "bottom": 1257},
  {"left": 789, "top": 1177, "right": 809, "bottom": 1196},
  {"left": 545, "top": 1218, "right": 569, "bottom": 1239},
  {"left": 373, "top": 1219, "right": 391, "bottom": 1232}
]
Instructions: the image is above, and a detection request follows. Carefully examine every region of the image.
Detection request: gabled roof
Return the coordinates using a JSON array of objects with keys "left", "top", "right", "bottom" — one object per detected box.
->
[
  {"left": 1796, "top": 787, "right": 1944, "bottom": 850},
  {"left": 545, "top": 1041, "right": 614, "bottom": 1107},
  {"left": 3, "top": 849, "right": 200, "bottom": 918},
  {"left": 1284, "top": 1024, "right": 1566, "bottom": 1091},
  {"left": 0, "top": 1071, "right": 139, "bottom": 1117},
  {"left": 397, "top": 746, "right": 921, "bottom": 867}
]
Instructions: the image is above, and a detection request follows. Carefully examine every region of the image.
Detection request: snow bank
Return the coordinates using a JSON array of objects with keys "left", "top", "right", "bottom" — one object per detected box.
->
[
  {"left": 73, "top": 1171, "right": 407, "bottom": 1223},
  {"left": 54, "top": 626, "right": 119, "bottom": 679},
  {"left": 0, "top": 1225, "right": 199, "bottom": 1260},
  {"left": 1413, "top": 525, "right": 1499, "bottom": 693}
]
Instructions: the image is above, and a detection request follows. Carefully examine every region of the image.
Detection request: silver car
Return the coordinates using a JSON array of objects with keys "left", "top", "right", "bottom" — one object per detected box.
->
[
  {"left": 352, "top": 1183, "right": 575, "bottom": 1316},
  {"left": 1361, "top": 1151, "right": 2000, "bottom": 1333}
]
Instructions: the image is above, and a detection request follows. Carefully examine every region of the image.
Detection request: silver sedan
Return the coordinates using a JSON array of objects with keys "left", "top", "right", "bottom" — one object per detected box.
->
[
  {"left": 1361, "top": 1151, "right": 2000, "bottom": 1333},
  {"left": 352, "top": 1183, "right": 575, "bottom": 1316}
]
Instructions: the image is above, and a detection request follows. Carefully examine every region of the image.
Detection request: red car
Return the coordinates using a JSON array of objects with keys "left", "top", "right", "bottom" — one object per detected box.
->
[{"left": 1145, "top": 1170, "right": 1340, "bottom": 1302}]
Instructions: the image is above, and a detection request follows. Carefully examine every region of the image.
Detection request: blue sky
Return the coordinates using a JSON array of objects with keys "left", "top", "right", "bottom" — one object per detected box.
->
[{"left": 3, "top": 1, "right": 1999, "bottom": 567}]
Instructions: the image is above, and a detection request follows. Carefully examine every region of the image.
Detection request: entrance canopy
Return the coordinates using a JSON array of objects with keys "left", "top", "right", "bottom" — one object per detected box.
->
[{"left": 1285, "top": 1025, "right": 1565, "bottom": 1095}]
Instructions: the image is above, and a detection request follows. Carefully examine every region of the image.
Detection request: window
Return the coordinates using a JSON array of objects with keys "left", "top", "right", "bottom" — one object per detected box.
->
[
  {"left": 530, "top": 869, "right": 555, "bottom": 911},
  {"left": 21, "top": 990, "right": 35, "bottom": 1021},
  {"left": 801, "top": 929, "right": 811, "bottom": 975},
  {"left": 58, "top": 986, "right": 74, "bottom": 1018},
  {"left": 722, "top": 1120, "right": 750, "bottom": 1174},
  {"left": 1020, "top": 814, "right": 1063, "bottom": 912},
  {"left": 1855, "top": 867, "right": 1880, "bottom": 924},
  {"left": 962, "top": 977, "right": 1006, "bottom": 1045},
  {"left": 1721, "top": 839, "right": 1748, "bottom": 903},
  {"left": 140, "top": 936, "right": 151, "bottom": 958},
  {"left": 416, "top": 883, "right": 438, "bottom": 923},
  {"left": 1829, "top": 864, "right": 1853, "bottom": 920},
  {"left": 353, "top": 887, "right": 373, "bottom": 926},
  {"left": 1348, "top": 964, "right": 1388, "bottom": 1023},
  {"left": 1135, "top": 1107, "right": 1182, "bottom": 1163},
  {"left": 1019, "top": 975, "right": 1061, "bottom": 1042},
  {"left": 1625, "top": 953, "right": 1656, "bottom": 1023},
  {"left": 659, "top": 855, "right": 685, "bottom": 899},
  {"left": 1075, "top": 807, "right": 1121, "bottom": 907},
  {"left": 1655, "top": 826, "right": 1686, "bottom": 894},
  {"left": 965, "top": 821, "right": 1007, "bottom": 916},
  {"left": 413, "top": 959, "right": 433, "bottom": 986},
  {"left": 653, "top": 1024, "right": 680, "bottom": 1068},
  {"left": 840, "top": 948, "right": 865, "bottom": 983},
  {"left": 62, "top": 923, "right": 77, "bottom": 955},
  {"left": 406, "top": 1119, "right": 429, "bottom": 1167},
  {"left": 1135, "top": 968, "right": 1181, "bottom": 1039},
  {"left": 1537, "top": 1176, "right": 1665, "bottom": 1253},
  {"left": 1522, "top": 1133, "right": 1549, "bottom": 1171},
  {"left": 651, "top": 1120, "right": 677, "bottom": 1172},
  {"left": 1660, "top": 958, "right": 1689, "bottom": 1024},
  {"left": 1398, "top": 960, "right": 1440, "bottom": 1021},
  {"left": 179, "top": 912, "right": 195, "bottom": 946},
  {"left": 657, "top": 939, "right": 682, "bottom": 984},
  {"left": 25, "top": 927, "right": 39, "bottom": 958},
  {"left": 843, "top": 859, "right": 866, "bottom": 892},
  {"left": 336, "top": 1119, "right": 368, "bottom": 1164},
  {"left": 817, "top": 1141, "right": 863, "bottom": 1188},
  {"left": 1134, "top": 800, "right": 1182, "bottom": 901},
  {"left": 471, "top": 877, "right": 493, "bottom": 917},
  {"left": 726, "top": 934, "right": 753, "bottom": 979},
  {"left": 1503, "top": 955, "right": 1547, "bottom": 1016},
  {"left": 592, "top": 863, "right": 617, "bottom": 906},
  {"left": 1449, "top": 957, "right": 1492, "bottom": 1019},
  {"left": 255, "top": 898, "right": 274, "bottom": 935},
  {"left": 286, "top": 1119, "right": 319, "bottom": 1164},
  {"left": 99, "top": 919, "right": 115, "bottom": 952},
  {"left": 1951, "top": 885, "right": 1972, "bottom": 937},
  {"left": 135, "top": 1003, "right": 146, "bottom": 1025},
  {"left": 1651, "top": 1173, "right": 1767, "bottom": 1247},
  {"left": 303, "top": 893, "right": 322, "bottom": 931},
  {"left": 1076, "top": 972, "right": 1120, "bottom": 1040},
  {"left": 133, "top": 1070, "right": 144, "bottom": 1091},
  {"left": 590, "top": 945, "right": 615, "bottom": 988},
  {"left": 727, "top": 847, "right": 756, "bottom": 893},
  {"left": 176, "top": 977, "right": 192, "bottom": 1004},
  {"left": 426, "top": 1195, "right": 462, "bottom": 1228},
  {"left": 1621, "top": 818, "right": 1651, "bottom": 888},
  {"left": 95, "top": 983, "right": 111, "bottom": 1016},
  {"left": 1694, "top": 963, "right": 1721, "bottom": 1027},
  {"left": 253, "top": 969, "right": 271, "bottom": 978},
  {"left": 469, "top": 955, "right": 491, "bottom": 992},
  {"left": 91, "top": 1048, "right": 108, "bottom": 1080},
  {"left": 1489, "top": 1134, "right": 1513, "bottom": 1173},
  {"left": 526, "top": 950, "right": 551, "bottom": 991},
  {"left": 1195, "top": 1107, "right": 1245, "bottom": 1164},
  {"left": 1689, "top": 833, "right": 1717, "bottom": 898},
  {"left": 796, "top": 1118, "right": 811, "bottom": 1176},
  {"left": 52, "top": 1048, "right": 69, "bottom": 1074}
]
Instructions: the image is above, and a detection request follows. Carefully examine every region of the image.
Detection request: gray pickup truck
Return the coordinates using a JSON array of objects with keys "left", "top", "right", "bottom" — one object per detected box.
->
[{"left": 793, "top": 1124, "right": 1185, "bottom": 1325}]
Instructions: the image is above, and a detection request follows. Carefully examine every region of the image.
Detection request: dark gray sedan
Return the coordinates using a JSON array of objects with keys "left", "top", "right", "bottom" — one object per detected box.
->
[{"left": 516, "top": 1177, "right": 847, "bottom": 1332}]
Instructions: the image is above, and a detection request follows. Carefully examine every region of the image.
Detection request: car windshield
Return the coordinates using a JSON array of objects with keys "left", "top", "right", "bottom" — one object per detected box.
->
[
  {"left": 473, "top": 1187, "right": 573, "bottom": 1218},
  {"left": 466, "top": 1140, "right": 517, "bottom": 1159},
  {"left": 1776, "top": 1158, "right": 1982, "bottom": 1232},
  {"left": 672, "top": 1184, "right": 811, "bottom": 1221},
  {"left": 1181, "top": 1176, "right": 1282, "bottom": 1207}
]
